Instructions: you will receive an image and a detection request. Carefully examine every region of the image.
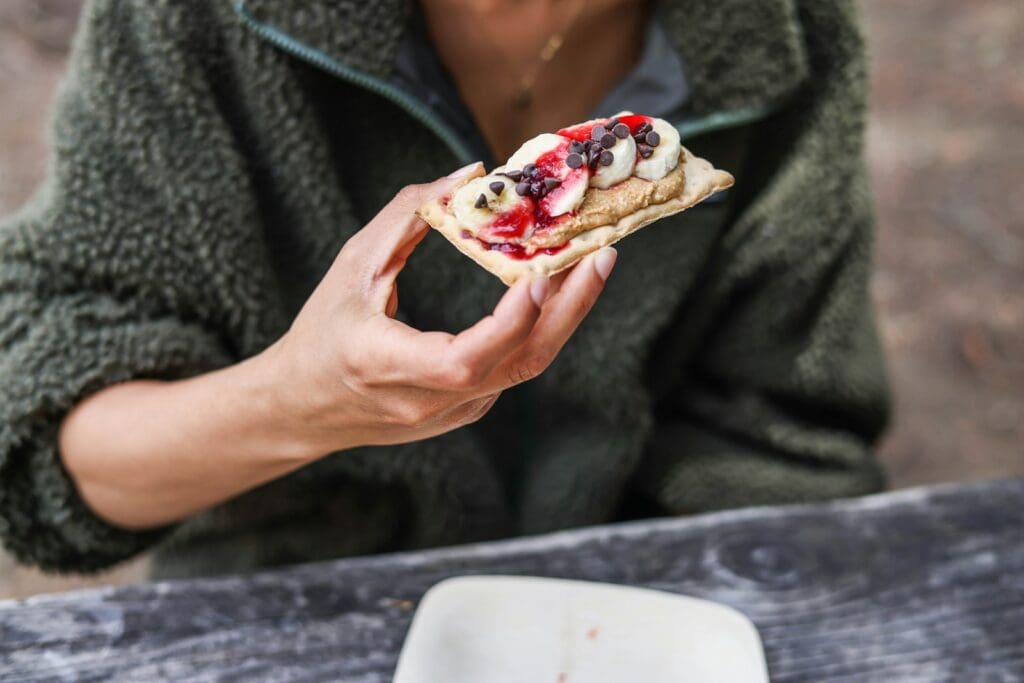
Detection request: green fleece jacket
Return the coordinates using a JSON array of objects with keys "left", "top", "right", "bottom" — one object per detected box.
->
[{"left": 0, "top": 0, "right": 889, "bottom": 578}]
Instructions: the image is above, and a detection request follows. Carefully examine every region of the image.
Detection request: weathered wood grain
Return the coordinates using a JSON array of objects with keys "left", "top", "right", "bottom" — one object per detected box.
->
[{"left": 2, "top": 479, "right": 1022, "bottom": 682}]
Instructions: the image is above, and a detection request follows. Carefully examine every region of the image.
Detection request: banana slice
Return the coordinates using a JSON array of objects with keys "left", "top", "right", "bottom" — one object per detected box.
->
[
  {"left": 589, "top": 131, "right": 637, "bottom": 189},
  {"left": 634, "top": 118, "right": 681, "bottom": 181},
  {"left": 451, "top": 174, "right": 526, "bottom": 233},
  {"left": 505, "top": 132, "right": 589, "bottom": 218},
  {"left": 505, "top": 133, "right": 568, "bottom": 171},
  {"left": 540, "top": 168, "right": 588, "bottom": 217},
  {"left": 556, "top": 118, "right": 606, "bottom": 141}
]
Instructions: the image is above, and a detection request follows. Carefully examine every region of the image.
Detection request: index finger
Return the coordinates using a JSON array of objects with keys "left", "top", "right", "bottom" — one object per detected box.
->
[
  {"left": 367, "top": 276, "right": 547, "bottom": 390},
  {"left": 350, "top": 163, "right": 485, "bottom": 268},
  {"left": 443, "top": 276, "right": 548, "bottom": 384},
  {"left": 476, "top": 247, "right": 616, "bottom": 392}
]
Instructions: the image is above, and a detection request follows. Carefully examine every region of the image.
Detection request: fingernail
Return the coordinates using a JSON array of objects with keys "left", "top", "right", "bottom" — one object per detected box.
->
[
  {"left": 529, "top": 277, "right": 550, "bottom": 307},
  {"left": 594, "top": 247, "right": 617, "bottom": 282},
  {"left": 448, "top": 161, "right": 483, "bottom": 179}
]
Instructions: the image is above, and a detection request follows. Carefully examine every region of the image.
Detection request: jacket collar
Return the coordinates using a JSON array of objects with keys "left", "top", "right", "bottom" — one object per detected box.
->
[
  {"left": 235, "top": 0, "right": 808, "bottom": 119},
  {"left": 657, "top": 0, "right": 809, "bottom": 116},
  {"left": 236, "top": 0, "right": 410, "bottom": 77}
]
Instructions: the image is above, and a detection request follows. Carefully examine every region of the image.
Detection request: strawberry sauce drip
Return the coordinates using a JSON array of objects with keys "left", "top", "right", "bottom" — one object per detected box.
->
[
  {"left": 533, "top": 145, "right": 568, "bottom": 177},
  {"left": 487, "top": 201, "right": 535, "bottom": 240},
  {"left": 482, "top": 198, "right": 569, "bottom": 242},
  {"left": 557, "top": 114, "right": 652, "bottom": 141},
  {"left": 475, "top": 238, "right": 569, "bottom": 261},
  {"left": 481, "top": 140, "right": 573, "bottom": 241},
  {"left": 616, "top": 114, "right": 652, "bottom": 133},
  {"left": 556, "top": 123, "right": 594, "bottom": 142}
]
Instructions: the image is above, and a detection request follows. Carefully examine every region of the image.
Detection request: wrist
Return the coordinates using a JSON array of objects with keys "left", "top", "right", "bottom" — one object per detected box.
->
[{"left": 232, "top": 342, "right": 342, "bottom": 465}]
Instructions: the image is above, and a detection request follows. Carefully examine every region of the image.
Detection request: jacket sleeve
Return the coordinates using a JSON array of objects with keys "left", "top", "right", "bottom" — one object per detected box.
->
[
  {"left": 0, "top": 1, "right": 267, "bottom": 571},
  {"left": 636, "top": 0, "right": 891, "bottom": 512}
]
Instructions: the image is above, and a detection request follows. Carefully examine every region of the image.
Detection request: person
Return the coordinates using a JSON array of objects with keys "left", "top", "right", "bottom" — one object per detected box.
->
[{"left": 0, "top": 0, "right": 889, "bottom": 579}]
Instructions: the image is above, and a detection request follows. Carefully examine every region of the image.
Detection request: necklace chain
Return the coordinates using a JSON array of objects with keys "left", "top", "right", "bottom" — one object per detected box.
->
[{"left": 511, "top": 0, "right": 586, "bottom": 110}]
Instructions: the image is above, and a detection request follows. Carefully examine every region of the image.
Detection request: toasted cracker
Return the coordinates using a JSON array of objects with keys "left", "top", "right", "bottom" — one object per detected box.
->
[{"left": 417, "top": 148, "right": 734, "bottom": 285}]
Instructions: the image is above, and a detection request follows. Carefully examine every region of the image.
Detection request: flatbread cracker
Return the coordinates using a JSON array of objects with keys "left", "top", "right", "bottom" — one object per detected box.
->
[{"left": 417, "top": 147, "right": 734, "bottom": 285}]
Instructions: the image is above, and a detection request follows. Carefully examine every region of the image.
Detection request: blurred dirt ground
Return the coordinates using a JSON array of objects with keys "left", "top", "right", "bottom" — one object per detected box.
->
[{"left": 0, "top": 0, "right": 1021, "bottom": 598}]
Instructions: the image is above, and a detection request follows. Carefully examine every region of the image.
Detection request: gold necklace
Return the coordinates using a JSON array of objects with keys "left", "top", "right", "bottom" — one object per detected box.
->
[{"left": 510, "top": 0, "right": 586, "bottom": 110}]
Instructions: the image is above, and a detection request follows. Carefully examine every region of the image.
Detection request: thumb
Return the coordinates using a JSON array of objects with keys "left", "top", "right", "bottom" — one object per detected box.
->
[
  {"left": 360, "top": 162, "right": 484, "bottom": 263},
  {"left": 407, "top": 161, "right": 486, "bottom": 212},
  {"left": 345, "top": 161, "right": 484, "bottom": 308}
]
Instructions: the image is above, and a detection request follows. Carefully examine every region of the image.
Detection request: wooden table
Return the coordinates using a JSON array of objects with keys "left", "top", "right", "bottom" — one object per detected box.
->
[{"left": 2, "top": 478, "right": 1022, "bottom": 682}]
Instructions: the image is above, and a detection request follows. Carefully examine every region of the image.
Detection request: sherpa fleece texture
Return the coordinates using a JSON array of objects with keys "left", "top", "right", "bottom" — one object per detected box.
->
[{"left": 0, "top": 0, "right": 889, "bottom": 576}]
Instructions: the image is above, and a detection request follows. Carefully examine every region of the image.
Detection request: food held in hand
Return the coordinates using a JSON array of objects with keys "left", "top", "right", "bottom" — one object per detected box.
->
[{"left": 417, "top": 112, "right": 734, "bottom": 284}]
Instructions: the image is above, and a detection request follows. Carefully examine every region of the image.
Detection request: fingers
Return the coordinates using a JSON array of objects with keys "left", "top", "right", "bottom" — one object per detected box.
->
[
  {"left": 532, "top": 248, "right": 616, "bottom": 351},
  {"left": 545, "top": 268, "right": 571, "bottom": 297},
  {"left": 344, "top": 228, "right": 611, "bottom": 401},
  {"left": 371, "top": 276, "right": 547, "bottom": 390},
  {"left": 480, "top": 247, "right": 616, "bottom": 391},
  {"left": 357, "top": 162, "right": 484, "bottom": 269},
  {"left": 330, "top": 162, "right": 485, "bottom": 309},
  {"left": 434, "top": 392, "right": 501, "bottom": 429},
  {"left": 358, "top": 217, "right": 428, "bottom": 313},
  {"left": 440, "top": 277, "right": 548, "bottom": 384},
  {"left": 385, "top": 286, "right": 399, "bottom": 318},
  {"left": 377, "top": 248, "right": 614, "bottom": 394}
]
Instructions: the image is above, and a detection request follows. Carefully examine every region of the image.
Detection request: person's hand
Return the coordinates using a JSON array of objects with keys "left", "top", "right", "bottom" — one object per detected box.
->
[{"left": 261, "top": 162, "right": 617, "bottom": 459}]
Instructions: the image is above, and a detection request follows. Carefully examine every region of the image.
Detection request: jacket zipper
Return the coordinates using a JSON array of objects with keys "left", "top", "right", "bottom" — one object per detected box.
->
[{"left": 234, "top": 1, "right": 777, "bottom": 162}]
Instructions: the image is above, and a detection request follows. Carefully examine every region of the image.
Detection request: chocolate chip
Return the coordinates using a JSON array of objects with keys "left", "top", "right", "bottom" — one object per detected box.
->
[
  {"left": 636, "top": 121, "right": 652, "bottom": 135},
  {"left": 544, "top": 177, "right": 561, "bottom": 191},
  {"left": 523, "top": 163, "right": 537, "bottom": 177},
  {"left": 590, "top": 125, "right": 607, "bottom": 141},
  {"left": 489, "top": 181, "right": 505, "bottom": 195},
  {"left": 613, "top": 123, "right": 630, "bottom": 139},
  {"left": 515, "top": 181, "right": 531, "bottom": 196},
  {"left": 502, "top": 169, "right": 523, "bottom": 182},
  {"left": 530, "top": 181, "right": 544, "bottom": 197},
  {"left": 570, "top": 140, "right": 585, "bottom": 154},
  {"left": 645, "top": 131, "right": 661, "bottom": 146},
  {"left": 608, "top": 117, "right": 621, "bottom": 128},
  {"left": 475, "top": 193, "right": 488, "bottom": 209},
  {"left": 599, "top": 150, "right": 614, "bottom": 166},
  {"left": 638, "top": 144, "right": 654, "bottom": 159},
  {"left": 600, "top": 133, "right": 616, "bottom": 149},
  {"left": 588, "top": 146, "right": 603, "bottom": 165},
  {"left": 566, "top": 152, "right": 584, "bottom": 169}
]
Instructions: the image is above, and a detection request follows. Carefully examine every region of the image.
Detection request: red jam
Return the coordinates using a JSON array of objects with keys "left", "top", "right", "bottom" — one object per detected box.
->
[
  {"left": 533, "top": 144, "right": 569, "bottom": 178},
  {"left": 556, "top": 122, "right": 594, "bottom": 142},
  {"left": 487, "top": 201, "right": 535, "bottom": 240},
  {"left": 535, "top": 209, "right": 569, "bottom": 230},
  {"left": 557, "top": 114, "right": 651, "bottom": 141},
  {"left": 615, "top": 114, "right": 652, "bottom": 133},
  {"left": 461, "top": 131, "right": 601, "bottom": 259},
  {"left": 479, "top": 140, "right": 575, "bottom": 243},
  {"left": 482, "top": 198, "right": 569, "bottom": 242},
  {"left": 474, "top": 237, "right": 569, "bottom": 260}
]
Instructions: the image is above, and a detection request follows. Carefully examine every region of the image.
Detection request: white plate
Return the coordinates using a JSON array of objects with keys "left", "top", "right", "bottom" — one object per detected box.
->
[{"left": 393, "top": 576, "right": 768, "bottom": 683}]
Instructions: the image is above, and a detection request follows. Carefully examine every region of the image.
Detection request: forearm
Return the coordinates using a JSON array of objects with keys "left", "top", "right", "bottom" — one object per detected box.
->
[
  {"left": 53, "top": 165, "right": 606, "bottom": 534},
  {"left": 58, "top": 348, "right": 324, "bottom": 530}
]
